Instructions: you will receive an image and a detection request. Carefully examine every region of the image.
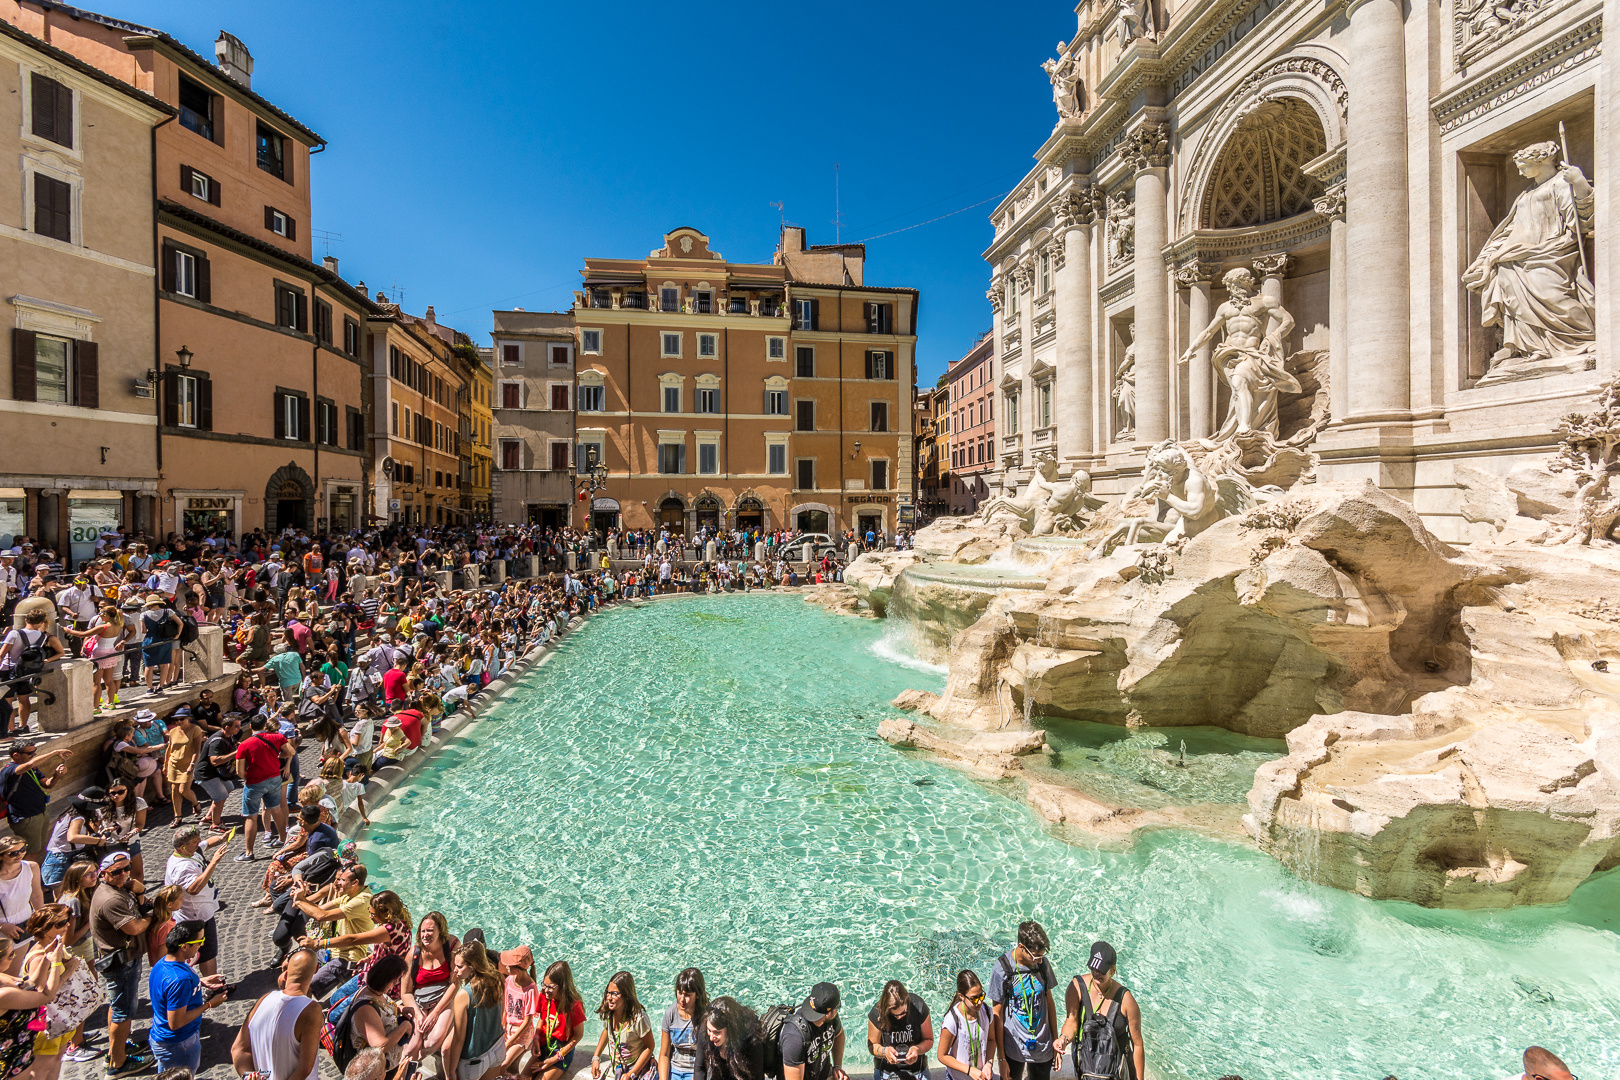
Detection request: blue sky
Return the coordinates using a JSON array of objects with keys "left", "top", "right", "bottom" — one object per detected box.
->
[{"left": 105, "top": 1, "right": 1075, "bottom": 384}]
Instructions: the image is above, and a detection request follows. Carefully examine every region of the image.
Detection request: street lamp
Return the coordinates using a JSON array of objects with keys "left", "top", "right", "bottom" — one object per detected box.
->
[{"left": 175, "top": 345, "right": 193, "bottom": 369}]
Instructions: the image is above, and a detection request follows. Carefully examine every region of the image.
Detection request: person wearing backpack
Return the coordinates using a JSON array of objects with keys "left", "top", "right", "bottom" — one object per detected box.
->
[
  {"left": 0, "top": 608, "right": 64, "bottom": 735},
  {"left": 1052, "top": 943, "right": 1143, "bottom": 1080},
  {"left": 988, "top": 922, "right": 1056, "bottom": 1080},
  {"left": 231, "top": 946, "right": 322, "bottom": 1080},
  {"left": 138, "top": 595, "right": 180, "bottom": 695},
  {"left": 777, "top": 983, "right": 849, "bottom": 1080}
]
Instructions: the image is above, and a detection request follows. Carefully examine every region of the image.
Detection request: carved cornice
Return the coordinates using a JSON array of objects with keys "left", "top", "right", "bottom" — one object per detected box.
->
[
  {"left": 1121, "top": 122, "right": 1172, "bottom": 171},
  {"left": 1431, "top": 14, "right": 1601, "bottom": 133},
  {"left": 1454, "top": 0, "right": 1579, "bottom": 67},
  {"left": 1163, "top": 215, "right": 1331, "bottom": 269},
  {"left": 1172, "top": 262, "right": 1216, "bottom": 288}
]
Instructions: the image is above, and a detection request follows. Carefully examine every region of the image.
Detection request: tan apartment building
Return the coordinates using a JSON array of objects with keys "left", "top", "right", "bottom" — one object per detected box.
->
[
  {"left": 367, "top": 303, "right": 466, "bottom": 526},
  {"left": 489, "top": 310, "right": 576, "bottom": 527},
  {"left": 0, "top": 18, "right": 170, "bottom": 561},
  {"left": 6, "top": 2, "right": 370, "bottom": 538},
  {"left": 571, "top": 225, "right": 919, "bottom": 538},
  {"left": 918, "top": 382, "right": 950, "bottom": 521},
  {"left": 462, "top": 347, "right": 493, "bottom": 521},
  {"left": 947, "top": 331, "right": 994, "bottom": 515}
]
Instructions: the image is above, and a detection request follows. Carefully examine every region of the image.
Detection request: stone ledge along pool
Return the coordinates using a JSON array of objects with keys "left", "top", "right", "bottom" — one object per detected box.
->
[{"left": 361, "top": 594, "right": 1619, "bottom": 1080}]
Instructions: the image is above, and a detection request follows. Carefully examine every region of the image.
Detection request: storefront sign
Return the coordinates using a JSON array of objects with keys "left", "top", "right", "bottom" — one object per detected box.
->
[
  {"left": 389, "top": 499, "right": 402, "bottom": 511},
  {"left": 859, "top": 495, "right": 893, "bottom": 503},
  {"left": 188, "top": 496, "right": 233, "bottom": 511},
  {"left": 592, "top": 497, "right": 620, "bottom": 511},
  {"left": 899, "top": 506, "right": 916, "bottom": 524}
]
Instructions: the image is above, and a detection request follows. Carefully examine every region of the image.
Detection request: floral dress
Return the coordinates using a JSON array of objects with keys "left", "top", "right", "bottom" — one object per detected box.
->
[{"left": 0, "top": 980, "right": 37, "bottom": 1077}]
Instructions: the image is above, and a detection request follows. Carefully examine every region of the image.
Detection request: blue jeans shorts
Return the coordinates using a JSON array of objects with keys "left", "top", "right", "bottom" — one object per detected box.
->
[
  {"left": 241, "top": 775, "right": 283, "bottom": 816},
  {"left": 149, "top": 1033, "right": 200, "bottom": 1073},
  {"left": 40, "top": 851, "right": 76, "bottom": 888},
  {"left": 100, "top": 954, "right": 141, "bottom": 1022}
]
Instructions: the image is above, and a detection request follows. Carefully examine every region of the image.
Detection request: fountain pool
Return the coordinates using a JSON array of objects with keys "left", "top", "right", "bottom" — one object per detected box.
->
[{"left": 362, "top": 594, "right": 1620, "bottom": 1080}]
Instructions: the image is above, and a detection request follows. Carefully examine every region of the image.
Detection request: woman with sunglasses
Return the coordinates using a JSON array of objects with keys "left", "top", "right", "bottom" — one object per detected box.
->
[
  {"left": 937, "top": 972, "right": 993, "bottom": 1080},
  {"left": 21, "top": 904, "right": 97, "bottom": 1080},
  {"left": 0, "top": 838, "right": 41, "bottom": 953},
  {"left": 0, "top": 930, "right": 69, "bottom": 1080}
]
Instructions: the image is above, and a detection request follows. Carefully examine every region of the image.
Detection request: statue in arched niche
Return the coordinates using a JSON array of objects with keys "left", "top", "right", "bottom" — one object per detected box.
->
[{"left": 1181, "top": 267, "right": 1299, "bottom": 439}]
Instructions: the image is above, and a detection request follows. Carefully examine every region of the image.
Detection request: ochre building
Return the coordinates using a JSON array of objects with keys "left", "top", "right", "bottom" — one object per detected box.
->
[{"left": 569, "top": 226, "right": 920, "bottom": 538}]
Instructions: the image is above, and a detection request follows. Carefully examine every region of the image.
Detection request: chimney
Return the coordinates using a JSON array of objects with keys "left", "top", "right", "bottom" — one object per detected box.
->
[
  {"left": 323, "top": 256, "right": 339, "bottom": 274},
  {"left": 356, "top": 280, "right": 366, "bottom": 295},
  {"left": 425, "top": 306, "right": 437, "bottom": 326},
  {"left": 214, "top": 32, "right": 253, "bottom": 89},
  {"left": 780, "top": 225, "right": 806, "bottom": 254}
]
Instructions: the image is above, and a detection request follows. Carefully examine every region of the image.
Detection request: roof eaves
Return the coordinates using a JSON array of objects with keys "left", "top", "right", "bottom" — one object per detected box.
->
[
  {"left": 0, "top": 18, "right": 173, "bottom": 116},
  {"left": 33, "top": 2, "right": 323, "bottom": 143}
]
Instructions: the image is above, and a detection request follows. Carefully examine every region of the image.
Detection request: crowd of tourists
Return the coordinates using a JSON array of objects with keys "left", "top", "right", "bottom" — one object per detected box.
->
[{"left": 0, "top": 523, "right": 1579, "bottom": 1080}]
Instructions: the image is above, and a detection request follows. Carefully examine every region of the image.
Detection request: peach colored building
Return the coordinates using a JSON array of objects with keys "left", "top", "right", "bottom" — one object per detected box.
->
[
  {"left": 946, "top": 331, "right": 995, "bottom": 515},
  {"left": 6, "top": 3, "right": 370, "bottom": 537},
  {"left": 570, "top": 226, "right": 919, "bottom": 538},
  {"left": 0, "top": 17, "right": 171, "bottom": 561},
  {"left": 367, "top": 304, "right": 471, "bottom": 527}
]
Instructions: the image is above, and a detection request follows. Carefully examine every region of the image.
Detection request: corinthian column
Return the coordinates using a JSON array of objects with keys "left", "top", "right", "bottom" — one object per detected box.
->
[
  {"left": 1054, "top": 188, "right": 1097, "bottom": 461},
  {"left": 1128, "top": 123, "right": 1172, "bottom": 445},
  {"left": 1344, "top": 0, "right": 1410, "bottom": 422},
  {"left": 1175, "top": 263, "right": 1214, "bottom": 439}
]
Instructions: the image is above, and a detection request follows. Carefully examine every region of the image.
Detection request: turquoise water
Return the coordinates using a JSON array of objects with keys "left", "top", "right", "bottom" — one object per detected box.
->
[{"left": 362, "top": 595, "right": 1620, "bottom": 1080}]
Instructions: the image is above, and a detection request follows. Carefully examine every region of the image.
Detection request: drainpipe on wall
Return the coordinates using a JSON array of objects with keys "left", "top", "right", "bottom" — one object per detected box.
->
[
  {"left": 149, "top": 113, "right": 175, "bottom": 536},
  {"left": 312, "top": 339, "right": 320, "bottom": 530}
]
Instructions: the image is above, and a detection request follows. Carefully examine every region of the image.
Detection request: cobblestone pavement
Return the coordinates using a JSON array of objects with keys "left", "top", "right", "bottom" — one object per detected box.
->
[{"left": 62, "top": 741, "right": 343, "bottom": 1080}]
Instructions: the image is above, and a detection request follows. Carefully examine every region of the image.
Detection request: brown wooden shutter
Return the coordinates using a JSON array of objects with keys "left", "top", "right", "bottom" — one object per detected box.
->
[
  {"left": 273, "top": 392, "right": 285, "bottom": 439},
  {"left": 160, "top": 243, "right": 177, "bottom": 293},
  {"left": 197, "top": 376, "right": 213, "bottom": 430},
  {"left": 809, "top": 298, "right": 820, "bottom": 331},
  {"left": 207, "top": 173, "right": 220, "bottom": 207},
  {"left": 180, "top": 164, "right": 194, "bottom": 195},
  {"left": 296, "top": 395, "right": 310, "bottom": 441},
  {"left": 286, "top": 215, "right": 297, "bottom": 241},
  {"left": 74, "top": 340, "right": 97, "bottom": 408},
  {"left": 12, "top": 329, "right": 37, "bottom": 402},
  {"left": 865, "top": 351, "right": 875, "bottom": 380},
  {"left": 34, "top": 176, "right": 70, "bottom": 242},
  {"left": 30, "top": 74, "right": 52, "bottom": 141},
  {"left": 163, "top": 372, "right": 180, "bottom": 426},
  {"left": 196, "top": 254, "right": 211, "bottom": 304},
  {"left": 295, "top": 293, "right": 308, "bottom": 333},
  {"left": 264, "top": 206, "right": 275, "bottom": 230},
  {"left": 53, "top": 78, "right": 71, "bottom": 149}
]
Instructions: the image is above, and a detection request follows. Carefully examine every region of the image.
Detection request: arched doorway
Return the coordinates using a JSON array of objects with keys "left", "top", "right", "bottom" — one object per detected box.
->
[
  {"left": 735, "top": 495, "right": 764, "bottom": 532},
  {"left": 694, "top": 494, "right": 721, "bottom": 532},
  {"left": 264, "top": 463, "right": 314, "bottom": 534},
  {"left": 796, "top": 508, "right": 829, "bottom": 534},
  {"left": 659, "top": 497, "right": 686, "bottom": 534}
]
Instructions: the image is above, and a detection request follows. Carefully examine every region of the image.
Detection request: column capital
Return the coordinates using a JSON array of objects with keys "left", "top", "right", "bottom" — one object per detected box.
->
[
  {"left": 1122, "top": 122, "right": 1171, "bottom": 173},
  {"left": 1172, "top": 261, "right": 1217, "bottom": 288},
  {"left": 1057, "top": 185, "right": 1104, "bottom": 229},
  {"left": 1312, "top": 182, "right": 1347, "bottom": 221},
  {"left": 1046, "top": 236, "right": 1067, "bottom": 272},
  {"left": 1253, "top": 251, "right": 1292, "bottom": 278}
]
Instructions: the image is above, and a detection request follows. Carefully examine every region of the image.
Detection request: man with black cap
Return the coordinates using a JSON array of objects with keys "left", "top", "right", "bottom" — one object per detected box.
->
[{"left": 781, "top": 983, "right": 849, "bottom": 1080}]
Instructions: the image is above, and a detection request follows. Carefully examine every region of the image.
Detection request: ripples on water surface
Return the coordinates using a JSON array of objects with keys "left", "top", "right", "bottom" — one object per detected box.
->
[{"left": 363, "top": 594, "right": 1620, "bottom": 1080}]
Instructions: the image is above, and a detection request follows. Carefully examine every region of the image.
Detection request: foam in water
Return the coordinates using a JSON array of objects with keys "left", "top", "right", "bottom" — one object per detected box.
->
[
  {"left": 871, "top": 624, "right": 948, "bottom": 675},
  {"left": 363, "top": 595, "right": 1620, "bottom": 1080}
]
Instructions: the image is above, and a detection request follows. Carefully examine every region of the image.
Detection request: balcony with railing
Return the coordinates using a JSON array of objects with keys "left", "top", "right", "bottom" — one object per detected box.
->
[{"left": 573, "top": 287, "right": 785, "bottom": 318}]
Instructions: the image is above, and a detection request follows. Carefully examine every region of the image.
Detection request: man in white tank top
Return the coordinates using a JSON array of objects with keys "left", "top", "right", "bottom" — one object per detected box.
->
[{"left": 231, "top": 948, "right": 322, "bottom": 1080}]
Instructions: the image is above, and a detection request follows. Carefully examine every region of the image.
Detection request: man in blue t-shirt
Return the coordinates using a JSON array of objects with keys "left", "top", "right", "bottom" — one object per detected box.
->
[
  {"left": 147, "top": 920, "right": 228, "bottom": 1073},
  {"left": 988, "top": 921, "right": 1056, "bottom": 1080}
]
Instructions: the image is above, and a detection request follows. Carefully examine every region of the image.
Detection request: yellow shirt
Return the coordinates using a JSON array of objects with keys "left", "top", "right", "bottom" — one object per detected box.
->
[{"left": 333, "top": 890, "right": 375, "bottom": 962}]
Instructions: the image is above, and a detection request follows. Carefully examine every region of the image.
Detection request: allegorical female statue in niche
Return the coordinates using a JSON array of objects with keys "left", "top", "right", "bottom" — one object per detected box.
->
[{"left": 1462, "top": 140, "right": 1595, "bottom": 373}]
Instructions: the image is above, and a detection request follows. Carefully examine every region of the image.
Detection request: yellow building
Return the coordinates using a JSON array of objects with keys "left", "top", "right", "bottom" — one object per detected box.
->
[{"left": 456, "top": 343, "right": 493, "bottom": 521}]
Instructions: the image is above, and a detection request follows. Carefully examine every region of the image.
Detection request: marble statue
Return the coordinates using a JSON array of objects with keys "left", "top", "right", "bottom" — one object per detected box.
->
[
  {"left": 1094, "top": 440, "right": 1253, "bottom": 554},
  {"left": 971, "top": 456, "right": 1093, "bottom": 536},
  {"left": 1041, "top": 46, "right": 1084, "bottom": 120},
  {"left": 1462, "top": 141, "right": 1595, "bottom": 376},
  {"left": 1107, "top": 193, "right": 1134, "bottom": 265},
  {"left": 1114, "top": 325, "right": 1137, "bottom": 438},
  {"left": 1182, "top": 267, "right": 1300, "bottom": 440},
  {"left": 1116, "top": 0, "right": 1153, "bottom": 44}
]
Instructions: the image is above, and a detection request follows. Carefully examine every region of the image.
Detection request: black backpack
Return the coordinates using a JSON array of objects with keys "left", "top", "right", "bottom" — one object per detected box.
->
[
  {"left": 12, "top": 629, "right": 47, "bottom": 677},
  {"left": 759, "top": 1004, "right": 803, "bottom": 1080},
  {"left": 177, "top": 612, "right": 199, "bottom": 645},
  {"left": 1072, "top": 978, "right": 1128, "bottom": 1080}
]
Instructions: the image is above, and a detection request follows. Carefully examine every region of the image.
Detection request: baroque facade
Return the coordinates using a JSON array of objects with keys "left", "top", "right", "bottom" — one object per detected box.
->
[{"left": 987, "top": 0, "right": 1616, "bottom": 541}]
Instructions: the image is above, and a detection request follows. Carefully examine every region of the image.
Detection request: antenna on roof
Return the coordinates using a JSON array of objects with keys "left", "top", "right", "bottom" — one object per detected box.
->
[
  {"left": 771, "top": 201, "right": 785, "bottom": 226},
  {"left": 833, "top": 163, "right": 843, "bottom": 244},
  {"left": 312, "top": 229, "right": 343, "bottom": 257}
]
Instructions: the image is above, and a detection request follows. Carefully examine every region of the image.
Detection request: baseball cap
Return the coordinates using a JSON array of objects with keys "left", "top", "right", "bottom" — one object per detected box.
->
[
  {"left": 802, "top": 982, "right": 840, "bottom": 1021},
  {"left": 499, "top": 945, "right": 533, "bottom": 968},
  {"left": 318, "top": 797, "right": 337, "bottom": 812},
  {"left": 99, "top": 852, "right": 131, "bottom": 871},
  {"left": 1088, "top": 941, "right": 1117, "bottom": 975}
]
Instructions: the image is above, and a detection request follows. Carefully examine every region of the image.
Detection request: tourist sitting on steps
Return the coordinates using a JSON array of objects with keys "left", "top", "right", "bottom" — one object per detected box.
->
[
  {"left": 1053, "top": 941, "right": 1143, "bottom": 1080},
  {"left": 778, "top": 983, "right": 848, "bottom": 1080},
  {"left": 697, "top": 997, "right": 765, "bottom": 1080},
  {"left": 592, "top": 970, "right": 655, "bottom": 1080}
]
